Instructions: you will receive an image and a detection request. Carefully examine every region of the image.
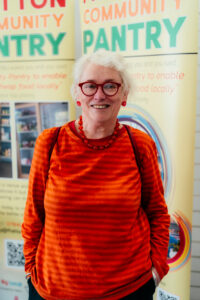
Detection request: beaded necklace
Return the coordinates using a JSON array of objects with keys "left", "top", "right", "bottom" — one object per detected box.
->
[{"left": 78, "top": 115, "right": 120, "bottom": 150}]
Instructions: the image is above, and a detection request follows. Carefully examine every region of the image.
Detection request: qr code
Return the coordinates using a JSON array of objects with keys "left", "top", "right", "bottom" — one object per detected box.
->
[
  {"left": 4, "top": 239, "right": 25, "bottom": 269},
  {"left": 157, "top": 288, "right": 180, "bottom": 300}
]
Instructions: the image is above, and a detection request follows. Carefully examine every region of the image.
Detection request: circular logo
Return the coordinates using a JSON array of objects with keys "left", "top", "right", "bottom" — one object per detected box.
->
[{"left": 167, "top": 212, "right": 191, "bottom": 271}]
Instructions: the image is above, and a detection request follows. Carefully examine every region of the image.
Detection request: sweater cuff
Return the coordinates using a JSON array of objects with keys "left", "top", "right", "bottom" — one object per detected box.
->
[{"left": 152, "top": 257, "right": 169, "bottom": 280}]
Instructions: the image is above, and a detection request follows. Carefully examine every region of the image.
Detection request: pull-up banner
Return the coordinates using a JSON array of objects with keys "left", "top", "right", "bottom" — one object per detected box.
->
[
  {"left": 0, "top": 0, "right": 75, "bottom": 104},
  {"left": 0, "top": 1, "right": 75, "bottom": 299},
  {"left": 80, "top": 1, "right": 198, "bottom": 299}
]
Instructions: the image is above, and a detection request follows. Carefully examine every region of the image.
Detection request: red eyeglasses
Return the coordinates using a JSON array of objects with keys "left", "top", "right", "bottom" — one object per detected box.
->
[{"left": 78, "top": 81, "right": 122, "bottom": 96}]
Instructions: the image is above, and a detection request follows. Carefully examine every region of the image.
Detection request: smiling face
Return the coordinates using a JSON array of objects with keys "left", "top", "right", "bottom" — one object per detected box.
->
[{"left": 77, "top": 63, "right": 128, "bottom": 126}]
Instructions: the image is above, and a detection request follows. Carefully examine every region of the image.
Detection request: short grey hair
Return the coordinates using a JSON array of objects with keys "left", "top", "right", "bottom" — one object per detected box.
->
[{"left": 71, "top": 50, "right": 132, "bottom": 100}]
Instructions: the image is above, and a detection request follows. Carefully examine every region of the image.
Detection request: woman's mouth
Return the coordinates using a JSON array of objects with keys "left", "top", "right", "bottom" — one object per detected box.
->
[{"left": 91, "top": 104, "right": 110, "bottom": 109}]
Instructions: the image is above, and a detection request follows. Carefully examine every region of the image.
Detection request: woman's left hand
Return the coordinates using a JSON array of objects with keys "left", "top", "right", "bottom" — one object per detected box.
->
[{"left": 152, "top": 267, "right": 161, "bottom": 286}]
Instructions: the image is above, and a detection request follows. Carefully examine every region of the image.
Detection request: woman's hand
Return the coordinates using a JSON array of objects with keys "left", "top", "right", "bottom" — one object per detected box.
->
[{"left": 152, "top": 267, "right": 161, "bottom": 286}]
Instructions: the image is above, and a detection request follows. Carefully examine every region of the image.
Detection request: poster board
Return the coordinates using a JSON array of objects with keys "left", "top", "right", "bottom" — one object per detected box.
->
[
  {"left": 0, "top": 1, "right": 75, "bottom": 298},
  {"left": 79, "top": 1, "right": 198, "bottom": 299}
]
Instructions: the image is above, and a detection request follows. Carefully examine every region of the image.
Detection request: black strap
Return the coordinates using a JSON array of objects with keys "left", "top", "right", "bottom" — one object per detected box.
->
[
  {"left": 48, "top": 126, "right": 61, "bottom": 161},
  {"left": 124, "top": 125, "right": 141, "bottom": 173}
]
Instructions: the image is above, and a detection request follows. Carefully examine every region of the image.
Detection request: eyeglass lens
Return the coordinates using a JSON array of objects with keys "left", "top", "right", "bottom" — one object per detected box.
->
[{"left": 82, "top": 82, "right": 119, "bottom": 96}]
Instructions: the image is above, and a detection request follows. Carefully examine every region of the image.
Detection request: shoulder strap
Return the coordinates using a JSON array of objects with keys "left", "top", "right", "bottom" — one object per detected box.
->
[
  {"left": 48, "top": 126, "right": 61, "bottom": 161},
  {"left": 124, "top": 125, "right": 141, "bottom": 173}
]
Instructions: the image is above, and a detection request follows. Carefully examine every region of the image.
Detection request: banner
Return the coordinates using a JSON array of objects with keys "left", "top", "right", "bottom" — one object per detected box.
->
[
  {"left": 80, "top": 1, "right": 198, "bottom": 299},
  {"left": 0, "top": 1, "right": 75, "bottom": 299}
]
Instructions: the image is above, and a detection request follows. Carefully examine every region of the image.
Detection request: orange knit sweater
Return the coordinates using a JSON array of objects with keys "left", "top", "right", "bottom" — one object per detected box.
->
[{"left": 21, "top": 122, "right": 170, "bottom": 300}]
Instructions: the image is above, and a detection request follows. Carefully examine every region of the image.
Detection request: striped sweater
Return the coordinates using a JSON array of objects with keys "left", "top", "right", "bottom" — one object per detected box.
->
[{"left": 21, "top": 122, "right": 170, "bottom": 300}]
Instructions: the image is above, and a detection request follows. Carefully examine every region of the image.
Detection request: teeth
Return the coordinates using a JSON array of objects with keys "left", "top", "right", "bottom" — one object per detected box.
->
[{"left": 92, "top": 105, "right": 108, "bottom": 109}]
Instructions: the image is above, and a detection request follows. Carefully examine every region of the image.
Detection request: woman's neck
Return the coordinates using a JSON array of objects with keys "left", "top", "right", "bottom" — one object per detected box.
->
[{"left": 75, "top": 117, "right": 119, "bottom": 139}]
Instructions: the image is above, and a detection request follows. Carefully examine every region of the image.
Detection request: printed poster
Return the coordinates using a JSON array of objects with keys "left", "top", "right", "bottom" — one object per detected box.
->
[
  {"left": 0, "top": 1, "right": 75, "bottom": 299},
  {"left": 80, "top": 0, "right": 198, "bottom": 299}
]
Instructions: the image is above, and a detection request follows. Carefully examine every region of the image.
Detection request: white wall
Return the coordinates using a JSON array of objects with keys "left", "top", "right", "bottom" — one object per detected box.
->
[{"left": 190, "top": 4, "right": 200, "bottom": 299}]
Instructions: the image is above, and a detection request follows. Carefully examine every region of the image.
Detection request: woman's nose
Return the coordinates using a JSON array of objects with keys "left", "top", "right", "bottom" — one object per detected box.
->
[{"left": 94, "top": 86, "right": 106, "bottom": 99}]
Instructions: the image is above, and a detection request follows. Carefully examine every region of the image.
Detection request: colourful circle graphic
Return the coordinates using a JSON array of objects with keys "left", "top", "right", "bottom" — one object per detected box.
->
[
  {"left": 119, "top": 104, "right": 172, "bottom": 199},
  {"left": 167, "top": 211, "right": 192, "bottom": 271}
]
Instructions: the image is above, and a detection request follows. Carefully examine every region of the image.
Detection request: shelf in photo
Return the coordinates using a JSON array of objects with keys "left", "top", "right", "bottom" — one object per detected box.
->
[
  {"left": 17, "top": 130, "right": 38, "bottom": 133},
  {"left": 0, "top": 140, "right": 11, "bottom": 143},
  {"left": 0, "top": 156, "right": 11, "bottom": 162},
  {"left": 0, "top": 114, "right": 10, "bottom": 117},
  {"left": 20, "top": 147, "right": 34, "bottom": 150},
  {"left": 16, "top": 115, "right": 36, "bottom": 120},
  {"left": 0, "top": 124, "right": 10, "bottom": 127}
]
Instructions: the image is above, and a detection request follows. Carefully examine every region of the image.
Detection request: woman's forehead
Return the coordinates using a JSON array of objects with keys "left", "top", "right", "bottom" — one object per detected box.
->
[{"left": 80, "top": 63, "right": 122, "bottom": 82}]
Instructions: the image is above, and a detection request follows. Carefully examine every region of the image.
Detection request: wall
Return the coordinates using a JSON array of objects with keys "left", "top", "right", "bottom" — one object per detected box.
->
[{"left": 190, "top": 4, "right": 200, "bottom": 299}]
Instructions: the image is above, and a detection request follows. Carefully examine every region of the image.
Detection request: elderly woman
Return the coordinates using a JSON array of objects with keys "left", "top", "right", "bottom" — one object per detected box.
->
[{"left": 22, "top": 50, "right": 170, "bottom": 300}]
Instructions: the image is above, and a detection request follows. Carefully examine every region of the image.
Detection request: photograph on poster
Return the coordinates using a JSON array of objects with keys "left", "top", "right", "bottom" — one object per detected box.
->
[
  {"left": 0, "top": 101, "right": 69, "bottom": 179},
  {"left": 0, "top": 103, "right": 12, "bottom": 178},
  {"left": 167, "top": 212, "right": 192, "bottom": 272},
  {"left": 168, "top": 218, "right": 180, "bottom": 259},
  {"left": 15, "top": 102, "right": 69, "bottom": 178}
]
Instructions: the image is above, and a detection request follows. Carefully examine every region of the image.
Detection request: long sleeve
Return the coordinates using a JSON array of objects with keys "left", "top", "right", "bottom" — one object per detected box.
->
[
  {"left": 21, "top": 128, "right": 58, "bottom": 274},
  {"left": 136, "top": 134, "right": 170, "bottom": 280}
]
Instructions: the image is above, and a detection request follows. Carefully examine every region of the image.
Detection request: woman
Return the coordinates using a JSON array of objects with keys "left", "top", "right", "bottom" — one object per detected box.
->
[{"left": 22, "top": 50, "right": 170, "bottom": 300}]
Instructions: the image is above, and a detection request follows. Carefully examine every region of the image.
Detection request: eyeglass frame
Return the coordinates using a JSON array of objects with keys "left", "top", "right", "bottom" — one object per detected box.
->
[{"left": 78, "top": 81, "right": 122, "bottom": 97}]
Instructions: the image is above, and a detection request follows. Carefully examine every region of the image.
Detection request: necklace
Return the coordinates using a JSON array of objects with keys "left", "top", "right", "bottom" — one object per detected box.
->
[{"left": 78, "top": 116, "right": 120, "bottom": 150}]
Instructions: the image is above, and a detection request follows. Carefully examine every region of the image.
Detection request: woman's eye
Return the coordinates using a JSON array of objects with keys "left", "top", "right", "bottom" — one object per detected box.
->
[
  {"left": 104, "top": 83, "right": 116, "bottom": 90},
  {"left": 85, "top": 83, "right": 96, "bottom": 89}
]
